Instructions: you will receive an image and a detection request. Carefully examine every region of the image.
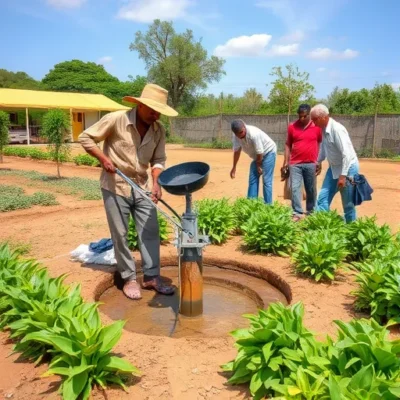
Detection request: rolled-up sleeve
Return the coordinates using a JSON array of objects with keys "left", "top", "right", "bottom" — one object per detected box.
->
[
  {"left": 78, "top": 112, "right": 115, "bottom": 151},
  {"left": 150, "top": 129, "right": 166, "bottom": 170}
]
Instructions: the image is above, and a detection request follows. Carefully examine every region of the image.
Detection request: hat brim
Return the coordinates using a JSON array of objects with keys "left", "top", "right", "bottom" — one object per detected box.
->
[{"left": 123, "top": 96, "right": 178, "bottom": 117}]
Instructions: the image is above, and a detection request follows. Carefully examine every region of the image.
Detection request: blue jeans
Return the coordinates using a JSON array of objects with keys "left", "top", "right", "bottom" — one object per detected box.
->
[
  {"left": 248, "top": 152, "right": 276, "bottom": 204},
  {"left": 316, "top": 162, "right": 359, "bottom": 223},
  {"left": 289, "top": 163, "right": 317, "bottom": 216}
]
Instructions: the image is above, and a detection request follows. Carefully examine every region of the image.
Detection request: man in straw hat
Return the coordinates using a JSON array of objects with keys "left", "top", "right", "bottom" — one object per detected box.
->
[{"left": 79, "top": 83, "right": 178, "bottom": 300}]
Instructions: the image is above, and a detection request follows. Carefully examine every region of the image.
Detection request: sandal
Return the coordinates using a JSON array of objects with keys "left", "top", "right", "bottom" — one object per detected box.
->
[
  {"left": 123, "top": 280, "right": 142, "bottom": 300},
  {"left": 142, "top": 276, "right": 175, "bottom": 295}
]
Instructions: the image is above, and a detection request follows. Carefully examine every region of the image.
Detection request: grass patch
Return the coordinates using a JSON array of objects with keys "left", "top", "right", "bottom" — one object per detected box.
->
[
  {"left": 0, "top": 183, "right": 59, "bottom": 212},
  {"left": 0, "top": 169, "right": 101, "bottom": 200},
  {"left": 184, "top": 138, "right": 232, "bottom": 149}
]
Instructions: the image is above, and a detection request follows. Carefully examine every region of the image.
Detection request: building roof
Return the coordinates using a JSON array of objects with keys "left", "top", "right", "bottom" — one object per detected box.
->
[{"left": 0, "top": 88, "right": 130, "bottom": 111}]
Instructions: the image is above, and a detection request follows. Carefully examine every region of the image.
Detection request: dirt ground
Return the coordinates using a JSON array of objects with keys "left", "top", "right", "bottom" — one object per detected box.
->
[{"left": 0, "top": 146, "right": 399, "bottom": 400}]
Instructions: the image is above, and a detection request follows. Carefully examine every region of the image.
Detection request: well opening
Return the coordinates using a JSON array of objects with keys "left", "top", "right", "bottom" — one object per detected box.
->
[{"left": 97, "top": 258, "right": 291, "bottom": 339}]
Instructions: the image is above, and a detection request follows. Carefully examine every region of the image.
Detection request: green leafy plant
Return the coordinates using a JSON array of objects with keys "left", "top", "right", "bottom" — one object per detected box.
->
[
  {"left": 242, "top": 202, "right": 296, "bottom": 255},
  {"left": 232, "top": 197, "right": 265, "bottom": 234},
  {"left": 292, "top": 230, "right": 348, "bottom": 281},
  {"left": 0, "top": 184, "right": 59, "bottom": 212},
  {"left": 345, "top": 216, "right": 393, "bottom": 262},
  {"left": 0, "top": 110, "right": 10, "bottom": 163},
  {"left": 352, "top": 258, "right": 400, "bottom": 323},
  {"left": 128, "top": 213, "right": 170, "bottom": 251},
  {"left": 221, "top": 302, "right": 330, "bottom": 400},
  {"left": 0, "top": 243, "right": 141, "bottom": 399},
  {"left": 195, "top": 198, "right": 235, "bottom": 244},
  {"left": 73, "top": 154, "right": 100, "bottom": 167},
  {"left": 222, "top": 303, "right": 400, "bottom": 400},
  {"left": 41, "top": 109, "right": 71, "bottom": 178},
  {"left": 299, "top": 210, "right": 346, "bottom": 234}
]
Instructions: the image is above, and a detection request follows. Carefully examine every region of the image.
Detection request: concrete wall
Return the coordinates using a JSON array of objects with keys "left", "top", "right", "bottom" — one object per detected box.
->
[{"left": 170, "top": 114, "right": 400, "bottom": 153}]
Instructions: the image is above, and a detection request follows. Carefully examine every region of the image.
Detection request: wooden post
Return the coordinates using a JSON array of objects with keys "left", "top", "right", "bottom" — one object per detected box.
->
[{"left": 25, "top": 108, "right": 30, "bottom": 145}]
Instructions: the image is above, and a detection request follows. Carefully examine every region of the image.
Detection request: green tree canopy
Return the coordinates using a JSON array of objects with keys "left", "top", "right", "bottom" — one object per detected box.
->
[
  {"left": 0, "top": 69, "right": 42, "bottom": 90},
  {"left": 130, "top": 20, "right": 225, "bottom": 109},
  {"left": 268, "top": 63, "right": 315, "bottom": 123},
  {"left": 42, "top": 60, "right": 146, "bottom": 103}
]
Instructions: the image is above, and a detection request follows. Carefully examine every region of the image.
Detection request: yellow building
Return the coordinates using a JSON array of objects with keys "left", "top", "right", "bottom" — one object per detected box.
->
[{"left": 0, "top": 88, "right": 129, "bottom": 143}]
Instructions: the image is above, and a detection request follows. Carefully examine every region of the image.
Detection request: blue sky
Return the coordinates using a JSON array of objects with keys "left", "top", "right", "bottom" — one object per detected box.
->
[{"left": 1, "top": 0, "right": 400, "bottom": 99}]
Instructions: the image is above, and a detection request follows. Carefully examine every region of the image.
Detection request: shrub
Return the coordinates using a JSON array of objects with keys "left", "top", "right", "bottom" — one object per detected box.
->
[
  {"left": 73, "top": 154, "right": 100, "bottom": 167},
  {"left": 352, "top": 258, "right": 400, "bottom": 323},
  {"left": 30, "top": 192, "right": 59, "bottom": 206},
  {"left": 242, "top": 202, "right": 296, "bottom": 256},
  {"left": 299, "top": 210, "right": 346, "bottom": 234},
  {"left": 166, "top": 135, "right": 185, "bottom": 144},
  {"left": 232, "top": 197, "right": 265, "bottom": 234},
  {"left": 195, "top": 198, "right": 235, "bottom": 244},
  {"left": 292, "top": 230, "right": 348, "bottom": 281},
  {"left": 27, "top": 147, "right": 50, "bottom": 160},
  {"left": 222, "top": 302, "right": 400, "bottom": 400},
  {"left": 0, "top": 110, "right": 10, "bottom": 162},
  {"left": 4, "top": 146, "right": 30, "bottom": 158},
  {"left": 128, "top": 213, "right": 170, "bottom": 251},
  {"left": 345, "top": 216, "right": 394, "bottom": 261},
  {"left": 0, "top": 244, "right": 140, "bottom": 399},
  {"left": 221, "top": 302, "right": 329, "bottom": 400}
]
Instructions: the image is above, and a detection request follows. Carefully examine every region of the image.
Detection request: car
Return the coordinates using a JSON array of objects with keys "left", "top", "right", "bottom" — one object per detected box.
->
[{"left": 9, "top": 129, "right": 28, "bottom": 144}]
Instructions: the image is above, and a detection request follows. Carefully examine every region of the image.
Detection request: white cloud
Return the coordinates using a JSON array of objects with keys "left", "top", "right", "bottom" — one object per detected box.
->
[
  {"left": 117, "top": 0, "right": 190, "bottom": 22},
  {"left": 279, "top": 30, "right": 306, "bottom": 43},
  {"left": 392, "top": 83, "right": 400, "bottom": 91},
  {"left": 267, "top": 43, "right": 299, "bottom": 56},
  {"left": 316, "top": 67, "right": 327, "bottom": 72},
  {"left": 98, "top": 56, "right": 112, "bottom": 64},
  {"left": 214, "top": 34, "right": 272, "bottom": 57},
  {"left": 307, "top": 48, "right": 359, "bottom": 60},
  {"left": 46, "top": 0, "right": 86, "bottom": 8}
]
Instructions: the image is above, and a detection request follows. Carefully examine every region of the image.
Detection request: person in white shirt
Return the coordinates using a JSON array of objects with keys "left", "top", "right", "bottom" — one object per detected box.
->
[
  {"left": 230, "top": 119, "right": 277, "bottom": 203},
  {"left": 311, "top": 104, "right": 359, "bottom": 223}
]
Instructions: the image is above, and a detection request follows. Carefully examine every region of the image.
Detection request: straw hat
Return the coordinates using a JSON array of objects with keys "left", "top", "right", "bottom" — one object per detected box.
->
[{"left": 123, "top": 83, "right": 178, "bottom": 117}]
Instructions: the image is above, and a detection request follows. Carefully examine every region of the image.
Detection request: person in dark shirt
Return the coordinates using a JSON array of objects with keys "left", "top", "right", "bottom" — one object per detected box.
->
[{"left": 283, "top": 104, "right": 322, "bottom": 221}]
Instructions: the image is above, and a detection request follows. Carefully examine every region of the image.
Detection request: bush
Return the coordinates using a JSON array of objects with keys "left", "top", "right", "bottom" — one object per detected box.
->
[
  {"left": 195, "top": 198, "right": 235, "bottom": 244},
  {"left": 0, "top": 244, "right": 140, "bottom": 399},
  {"left": 345, "top": 216, "right": 394, "bottom": 261},
  {"left": 292, "top": 230, "right": 348, "bottom": 281},
  {"left": 222, "top": 302, "right": 400, "bottom": 400},
  {"left": 128, "top": 213, "right": 170, "bottom": 251},
  {"left": 166, "top": 135, "right": 186, "bottom": 144},
  {"left": 299, "top": 210, "right": 346, "bottom": 234},
  {"left": 30, "top": 192, "right": 59, "bottom": 206},
  {"left": 0, "top": 110, "right": 10, "bottom": 162},
  {"left": 0, "top": 184, "right": 59, "bottom": 212},
  {"left": 232, "top": 197, "right": 266, "bottom": 234},
  {"left": 4, "top": 146, "right": 30, "bottom": 158},
  {"left": 242, "top": 202, "right": 296, "bottom": 256},
  {"left": 184, "top": 138, "right": 232, "bottom": 149},
  {"left": 352, "top": 258, "right": 400, "bottom": 323},
  {"left": 73, "top": 154, "right": 101, "bottom": 167}
]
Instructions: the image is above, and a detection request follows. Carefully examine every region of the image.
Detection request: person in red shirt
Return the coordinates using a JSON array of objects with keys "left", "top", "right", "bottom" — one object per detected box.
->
[{"left": 283, "top": 104, "right": 322, "bottom": 221}]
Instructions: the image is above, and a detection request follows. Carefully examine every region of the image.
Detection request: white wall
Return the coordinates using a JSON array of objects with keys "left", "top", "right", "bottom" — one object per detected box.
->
[{"left": 84, "top": 112, "right": 99, "bottom": 129}]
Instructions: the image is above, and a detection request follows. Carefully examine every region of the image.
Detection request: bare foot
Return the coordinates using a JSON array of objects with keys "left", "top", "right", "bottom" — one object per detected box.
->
[{"left": 123, "top": 280, "right": 142, "bottom": 300}]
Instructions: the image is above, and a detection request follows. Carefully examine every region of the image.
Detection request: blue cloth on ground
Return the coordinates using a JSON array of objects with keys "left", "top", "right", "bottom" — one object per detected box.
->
[
  {"left": 89, "top": 238, "right": 114, "bottom": 253},
  {"left": 351, "top": 173, "right": 373, "bottom": 206}
]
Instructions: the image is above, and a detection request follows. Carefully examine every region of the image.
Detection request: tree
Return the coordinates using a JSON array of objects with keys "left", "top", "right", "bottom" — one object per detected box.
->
[
  {"left": 0, "top": 111, "right": 10, "bottom": 163},
  {"left": 40, "top": 109, "right": 71, "bottom": 178},
  {"left": 240, "top": 88, "right": 264, "bottom": 114},
  {"left": 130, "top": 20, "right": 225, "bottom": 109},
  {"left": 268, "top": 63, "right": 314, "bottom": 125},
  {"left": 0, "top": 69, "right": 42, "bottom": 90},
  {"left": 42, "top": 60, "right": 146, "bottom": 103}
]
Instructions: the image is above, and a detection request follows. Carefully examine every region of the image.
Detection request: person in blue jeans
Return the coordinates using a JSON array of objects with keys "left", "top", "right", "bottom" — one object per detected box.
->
[
  {"left": 311, "top": 104, "right": 359, "bottom": 223},
  {"left": 230, "top": 119, "right": 277, "bottom": 203}
]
